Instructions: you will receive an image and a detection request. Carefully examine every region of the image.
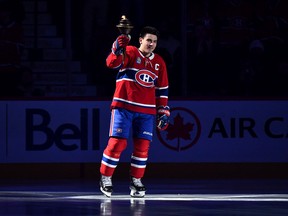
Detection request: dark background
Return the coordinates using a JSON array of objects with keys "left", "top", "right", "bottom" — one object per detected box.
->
[
  {"left": 0, "top": 0, "right": 287, "bottom": 180},
  {"left": 1, "top": 0, "right": 288, "bottom": 98}
]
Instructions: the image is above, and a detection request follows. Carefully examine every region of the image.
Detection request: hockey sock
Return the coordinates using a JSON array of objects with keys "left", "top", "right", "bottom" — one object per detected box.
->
[
  {"left": 100, "top": 137, "right": 127, "bottom": 176},
  {"left": 130, "top": 138, "right": 150, "bottom": 178}
]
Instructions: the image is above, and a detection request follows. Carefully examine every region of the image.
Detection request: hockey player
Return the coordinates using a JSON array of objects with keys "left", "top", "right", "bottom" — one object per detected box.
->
[{"left": 99, "top": 26, "right": 170, "bottom": 197}]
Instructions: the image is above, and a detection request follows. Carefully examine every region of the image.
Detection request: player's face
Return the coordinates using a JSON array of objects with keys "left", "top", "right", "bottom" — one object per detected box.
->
[{"left": 139, "top": 34, "right": 157, "bottom": 56}]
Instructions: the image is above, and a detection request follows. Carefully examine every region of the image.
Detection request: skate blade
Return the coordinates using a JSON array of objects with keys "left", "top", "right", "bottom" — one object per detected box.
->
[
  {"left": 100, "top": 187, "right": 112, "bottom": 197},
  {"left": 130, "top": 189, "right": 145, "bottom": 198}
]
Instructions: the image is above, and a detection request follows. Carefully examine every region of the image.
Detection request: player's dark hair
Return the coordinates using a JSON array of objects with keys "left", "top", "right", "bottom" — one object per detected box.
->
[{"left": 140, "top": 26, "right": 160, "bottom": 39}]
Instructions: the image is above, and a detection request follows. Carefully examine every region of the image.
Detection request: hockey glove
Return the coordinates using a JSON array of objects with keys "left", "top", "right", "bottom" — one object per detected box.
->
[
  {"left": 156, "top": 106, "right": 170, "bottom": 131},
  {"left": 112, "top": 34, "right": 130, "bottom": 55}
]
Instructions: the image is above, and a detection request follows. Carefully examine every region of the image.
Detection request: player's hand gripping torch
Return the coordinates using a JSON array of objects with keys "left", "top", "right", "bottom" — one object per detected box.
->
[{"left": 113, "top": 15, "right": 133, "bottom": 56}]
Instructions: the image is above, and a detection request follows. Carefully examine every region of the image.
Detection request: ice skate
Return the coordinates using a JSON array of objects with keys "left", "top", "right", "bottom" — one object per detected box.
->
[
  {"left": 130, "top": 177, "right": 146, "bottom": 198},
  {"left": 100, "top": 175, "right": 113, "bottom": 197}
]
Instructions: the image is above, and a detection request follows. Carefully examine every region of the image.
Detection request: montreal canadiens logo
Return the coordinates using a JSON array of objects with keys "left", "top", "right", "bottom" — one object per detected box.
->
[{"left": 135, "top": 70, "right": 158, "bottom": 88}]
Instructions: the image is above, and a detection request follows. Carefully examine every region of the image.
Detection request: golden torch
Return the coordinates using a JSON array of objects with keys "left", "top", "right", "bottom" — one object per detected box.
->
[{"left": 116, "top": 15, "right": 134, "bottom": 34}]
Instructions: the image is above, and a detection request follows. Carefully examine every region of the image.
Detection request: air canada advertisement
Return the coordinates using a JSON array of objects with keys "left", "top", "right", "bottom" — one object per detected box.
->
[{"left": 0, "top": 100, "right": 287, "bottom": 163}]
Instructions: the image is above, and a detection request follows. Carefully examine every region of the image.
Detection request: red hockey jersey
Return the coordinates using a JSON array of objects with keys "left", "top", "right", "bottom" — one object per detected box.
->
[{"left": 106, "top": 45, "right": 169, "bottom": 115}]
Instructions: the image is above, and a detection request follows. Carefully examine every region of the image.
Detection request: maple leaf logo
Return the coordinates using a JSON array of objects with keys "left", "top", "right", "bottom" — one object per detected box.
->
[
  {"left": 156, "top": 107, "right": 201, "bottom": 151},
  {"left": 166, "top": 113, "right": 194, "bottom": 140}
]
